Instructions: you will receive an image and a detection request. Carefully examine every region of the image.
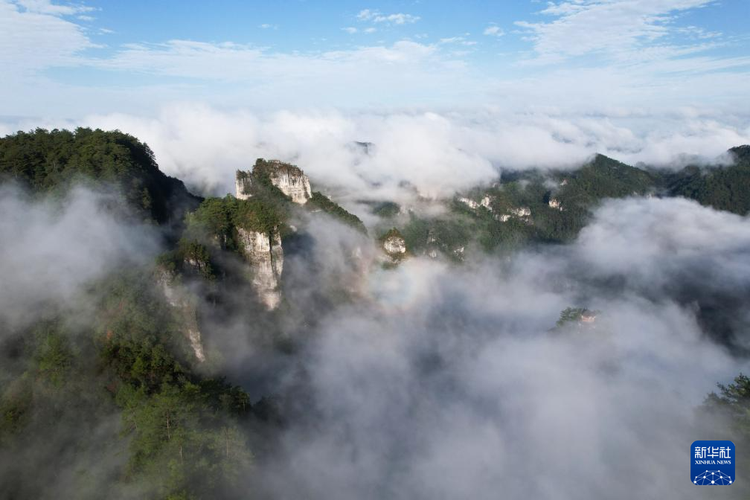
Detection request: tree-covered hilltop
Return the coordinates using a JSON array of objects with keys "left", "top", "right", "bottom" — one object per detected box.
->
[
  {"left": 555, "top": 154, "right": 656, "bottom": 204},
  {"left": 664, "top": 145, "right": 750, "bottom": 215},
  {"left": 238, "top": 159, "right": 366, "bottom": 232},
  {"left": 250, "top": 158, "right": 306, "bottom": 183},
  {"left": 0, "top": 128, "right": 200, "bottom": 225},
  {"left": 187, "top": 196, "right": 288, "bottom": 245}
]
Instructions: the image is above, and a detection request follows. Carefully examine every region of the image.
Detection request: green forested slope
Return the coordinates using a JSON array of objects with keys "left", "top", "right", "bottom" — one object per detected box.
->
[
  {"left": 0, "top": 128, "right": 200, "bottom": 224},
  {"left": 666, "top": 145, "right": 750, "bottom": 215}
]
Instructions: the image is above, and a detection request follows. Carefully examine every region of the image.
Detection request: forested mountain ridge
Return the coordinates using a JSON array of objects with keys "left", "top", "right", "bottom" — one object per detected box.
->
[
  {"left": 663, "top": 145, "right": 750, "bottom": 215},
  {"left": 0, "top": 128, "right": 201, "bottom": 226},
  {"left": 368, "top": 148, "right": 750, "bottom": 259}
]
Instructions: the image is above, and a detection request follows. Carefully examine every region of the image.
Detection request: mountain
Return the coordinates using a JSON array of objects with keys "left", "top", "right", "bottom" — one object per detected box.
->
[
  {"left": 0, "top": 128, "right": 200, "bottom": 228},
  {"left": 367, "top": 153, "right": 660, "bottom": 258},
  {"left": 664, "top": 145, "right": 750, "bottom": 215},
  {"left": 366, "top": 148, "right": 750, "bottom": 259}
]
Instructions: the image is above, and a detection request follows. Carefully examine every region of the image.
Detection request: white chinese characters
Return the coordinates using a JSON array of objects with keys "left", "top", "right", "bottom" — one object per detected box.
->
[{"left": 694, "top": 446, "right": 732, "bottom": 459}]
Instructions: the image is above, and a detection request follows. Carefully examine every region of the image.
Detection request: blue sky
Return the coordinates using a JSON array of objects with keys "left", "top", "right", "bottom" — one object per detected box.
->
[
  {"left": 2, "top": 0, "right": 750, "bottom": 198},
  {"left": 2, "top": 0, "right": 749, "bottom": 118}
]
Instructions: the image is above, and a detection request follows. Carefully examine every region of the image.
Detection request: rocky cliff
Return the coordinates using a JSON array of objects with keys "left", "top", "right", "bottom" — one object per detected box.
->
[
  {"left": 270, "top": 169, "right": 312, "bottom": 204},
  {"left": 156, "top": 268, "right": 206, "bottom": 362},
  {"left": 237, "top": 227, "right": 284, "bottom": 310},
  {"left": 227, "top": 159, "right": 366, "bottom": 307},
  {"left": 235, "top": 170, "right": 254, "bottom": 200},
  {"left": 381, "top": 228, "right": 407, "bottom": 264},
  {"left": 236, "top": 159, "right": 312, "bottom": 204}
]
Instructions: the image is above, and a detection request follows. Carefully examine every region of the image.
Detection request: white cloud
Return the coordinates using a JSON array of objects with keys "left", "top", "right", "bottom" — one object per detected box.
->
[
  {"left": 87, "top": 39, "right": 454, "bottom": 84},
  {"left": 439, "top": 36, "right": 477, "bottom": 47},
  {"left": 343, "top": 27, "right": 357, "bottom": 34},
  {"left": 259, "top": 23, "right": 278, "bottom": 29},
  {"left": 357, "top": 8, "right": 420, "bottom": 25},
  {"left": 14, "top": 0, "right": 93, "bottom": 16},
  {"left": 356, "top": 8, "right": 374, "bottom": 21},
  {"left": 483, "top": 25, "right": 504, "bottom": 37},
  {"left": 46, "top": 104, "right": 747, "bottom": 201},
  {"left": 516, "top": 0, "right": 719, "bottom": 62},
  {"left": 0, "top": 0, "right": 93, "bottom": 74},
  {"left": 577, "top": 197, "right": 750, "bottom": 287}
]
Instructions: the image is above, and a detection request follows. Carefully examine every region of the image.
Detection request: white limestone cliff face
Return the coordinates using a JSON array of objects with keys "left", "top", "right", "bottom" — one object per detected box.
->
[
  {"left": 458, "top": 196, "right": 479, "bottom": 209},
  {"left": 270, "top": 170, "right": 312, "bottom": 204},
  {"left": 383, "top": 234, "right": 407, "bottom": 255},
  {"left": 237, "top": 227, "right": 284, "bottom": 310},
  {"left": 236, "top": 162, "right": 312, "bottom": 204},
  {"left": 156, "top": 269, "right": 206, "bottom": 362},
  {"left": 511, "top": 207, "right": 531, "bottom": 217},
  {"left": 496, "top": 206, "right": 532, "bottom": 223},
  {"left": 458, "top": 195, "right": 494, "bottom": 212},
  {"left": 235, "top": 173, "right": 253, "bottom": 200},
  {"left": 548, "top": 198, "right": 564, "bottom": 211}
]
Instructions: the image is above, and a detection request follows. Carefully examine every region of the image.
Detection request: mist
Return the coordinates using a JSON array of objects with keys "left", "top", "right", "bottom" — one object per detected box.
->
[
  {"left": 0, "top": 184, "right": 161, "bottom": 330},
  {"left": 4, "top": 104, "right": 749, "bottom": 200},
  {"left": 219, "top": 196, "right": 750, "bottom": 500},
  {"left": 0, "top": 184, "right": 165, "bottom": 500}
]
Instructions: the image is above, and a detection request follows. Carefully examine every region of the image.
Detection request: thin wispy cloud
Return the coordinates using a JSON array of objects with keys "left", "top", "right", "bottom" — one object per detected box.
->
[
  {"left": 14, "top": 0, "right": 93, "bottom": 16},
  {"left": 0, "top": 0, "right": 94, "bottom": 73},
  {"left": 483, "top": 25, "right": 504, "bottom": 37},
  {"left": 89, "top": 39, "right": 449, "bottom": 81},
  {"left": 357, "top": 8, "right": 420, "bottom": 25},
  {"left": 515, "top": 0, "right": 721, "bottom": 63},
  {"left": 439, "top": 35, "right": 477, "bottom": 47}
]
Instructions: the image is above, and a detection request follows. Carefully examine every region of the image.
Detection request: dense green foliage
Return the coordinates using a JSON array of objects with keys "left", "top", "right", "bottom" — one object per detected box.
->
[
  {"left": 556, "top": 154, "right": 655, "bottom": 205},
  {"left": 666, "top": 146, "right": 750, "bottom": 215},
  {"left": 96, "top": 271, "right": 255, "bottom": 494},
  {"left": 556, "top": 307, "right": 590, "bottom": 327},
  {"left": 371, "top": 201, "right": 401, "bottom": 218},
  {"left": 0, "top": 128, "right": 199, "bottom": 224},
  {"left": 492, "top": 154, "right": 655, "bottom": 243},
  {"left": 308, "top": 192, "right": 367, "bottom": 233},
  {"left": 700, "top": 373, "right": 750, "bottom": 496},
  {"left": 703, "top": 373, "right": 750, "bottom": 434},
  {"left": 0, "top": 269, "right": 256, "bottom": 499},
  {"left": 184, "top": 196, "right": 287, "bottom": 249},
  {"left": 400, "top": 215, "right": 471, "bottom": 260}
]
